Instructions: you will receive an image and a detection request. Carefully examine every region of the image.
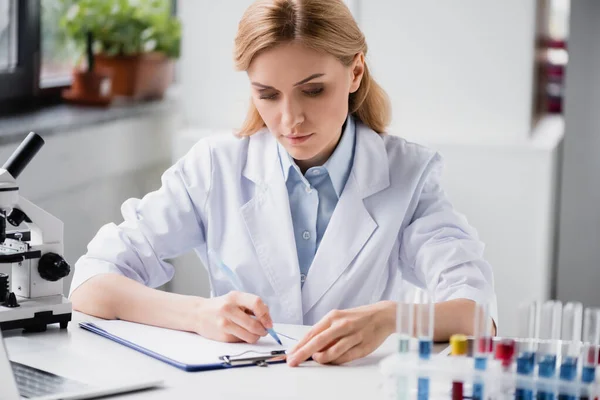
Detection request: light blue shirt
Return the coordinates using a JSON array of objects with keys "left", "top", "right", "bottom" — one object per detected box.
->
[{"left": 278, "top": 115, "right": 356, "bottom": 286}]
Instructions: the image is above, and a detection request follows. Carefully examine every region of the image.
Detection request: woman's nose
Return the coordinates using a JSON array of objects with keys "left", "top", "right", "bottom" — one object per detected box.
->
[{"left": 281, "top": 99, "right": 304, "bottom": 132}]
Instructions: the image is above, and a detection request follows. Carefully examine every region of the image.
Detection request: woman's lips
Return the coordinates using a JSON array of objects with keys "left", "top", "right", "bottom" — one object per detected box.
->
[{"left": 284, "top": 133, "right": 313, "bottom": 145}]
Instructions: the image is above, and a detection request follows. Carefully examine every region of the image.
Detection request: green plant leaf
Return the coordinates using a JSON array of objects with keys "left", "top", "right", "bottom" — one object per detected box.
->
[{"left": 59, "top": 0, "right": 181, "bottom": 58}]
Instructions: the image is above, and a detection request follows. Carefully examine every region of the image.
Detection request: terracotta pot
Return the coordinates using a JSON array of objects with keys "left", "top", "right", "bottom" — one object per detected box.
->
[
  {"left": 62, "top": 69, "right": 113, "bottom": 106},
  {"left": 71, "top": 69, "right": 112, "bottom": 97},
  {"left": 95, "top": 52, "right": 174, "bottom": 100}
]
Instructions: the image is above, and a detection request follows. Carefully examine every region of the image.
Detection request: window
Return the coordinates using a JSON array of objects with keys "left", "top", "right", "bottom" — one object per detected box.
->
[
  {"left": 0, "top": 0, "right": 18, "bottom": 71},
  {"left": 40, "top": 0, "right": 78, "bottom": 88},
  {"left": 0, "top": 0, "right": 39, "bottom": 104},
  {"left": 0, "top": 0, "right": 75, "bottom": 108}
]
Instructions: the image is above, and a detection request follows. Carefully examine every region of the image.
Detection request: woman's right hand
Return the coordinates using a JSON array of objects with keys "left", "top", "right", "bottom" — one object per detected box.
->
[{"left": 192, "top": 291, "right": 274, "bottom": 343}]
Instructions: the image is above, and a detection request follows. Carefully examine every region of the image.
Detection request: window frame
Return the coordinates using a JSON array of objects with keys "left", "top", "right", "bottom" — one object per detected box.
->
[{"left": 0, "top": 0, "right": 40, "bottom": 102}]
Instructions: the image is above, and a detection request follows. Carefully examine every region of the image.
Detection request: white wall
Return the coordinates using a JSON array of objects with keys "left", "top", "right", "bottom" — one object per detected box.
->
[
  {"left": 179, "top": 0, "right": 250, "bottom": 130},
  {"left": 360, "top": 0, "right": 538, "bottom": 145},
  {"left": 1, "top": 112, "right": 179, "bottom": 295},
  {"left": 176, "top": 0, "right": 562, "bottom": 336}
]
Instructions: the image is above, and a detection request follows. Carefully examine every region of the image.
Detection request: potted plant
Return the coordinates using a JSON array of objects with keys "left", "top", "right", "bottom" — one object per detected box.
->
[
  {"left": 61, "top": 0, "right": 181, "bottom": 100},
  {"left": 62, "top": 0, "right": 112, "bottom": 105}
]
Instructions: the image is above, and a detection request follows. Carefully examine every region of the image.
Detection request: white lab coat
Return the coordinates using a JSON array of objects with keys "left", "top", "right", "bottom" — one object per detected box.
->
[{"left": 70, "top": 122, "right": 497, "bottom": 325}]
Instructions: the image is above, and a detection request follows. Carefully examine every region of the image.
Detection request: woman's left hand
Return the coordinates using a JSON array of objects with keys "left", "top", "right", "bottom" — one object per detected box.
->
[{"left": 286, "top": 301, "right": 396, "bottom": 366}]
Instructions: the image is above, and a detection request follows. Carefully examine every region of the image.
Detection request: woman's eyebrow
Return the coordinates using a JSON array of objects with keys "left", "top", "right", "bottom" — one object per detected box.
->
[
  {"left": 252, "top": 82, "right": 275, "bottom": 90},
  {"left": 293, "top": 73, "right": 325, "bottom": 86},
  {"left": 251, "top": 73, "right": 326, "bottom": 90}
]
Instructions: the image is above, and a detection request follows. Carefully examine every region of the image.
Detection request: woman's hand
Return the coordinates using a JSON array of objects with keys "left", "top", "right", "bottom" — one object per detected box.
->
[
  {"left": 191, "top": 291, "right": 274, "bottom": 343},
  {"left": 287, "top": 301, "right": 396, "bottom": 366}
]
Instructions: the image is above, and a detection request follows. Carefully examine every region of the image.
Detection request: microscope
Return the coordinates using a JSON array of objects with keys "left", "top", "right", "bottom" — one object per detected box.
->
[{"left": 0, "top": 132, "right": 72, "bottom": 332}]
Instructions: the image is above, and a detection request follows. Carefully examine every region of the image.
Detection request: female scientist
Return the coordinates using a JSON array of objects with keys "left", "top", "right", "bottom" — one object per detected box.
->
[{"left": 70, "top": 0, "right": 497, "bottom": 367}]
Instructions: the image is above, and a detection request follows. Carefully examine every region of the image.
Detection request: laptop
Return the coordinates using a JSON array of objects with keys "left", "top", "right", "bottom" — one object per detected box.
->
[{"left": 0, "top": 329, "right": 163, "bottom": 400}]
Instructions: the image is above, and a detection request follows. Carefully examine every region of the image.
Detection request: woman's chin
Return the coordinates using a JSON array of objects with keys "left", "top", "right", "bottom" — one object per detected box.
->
[{"left": 286, "top": 148, "right": 320, "bottom": 162}]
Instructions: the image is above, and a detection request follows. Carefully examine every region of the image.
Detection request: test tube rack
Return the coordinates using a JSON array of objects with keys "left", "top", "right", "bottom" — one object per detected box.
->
[{"left": 380, "top": 338, "right": 600, "bottom": 400}]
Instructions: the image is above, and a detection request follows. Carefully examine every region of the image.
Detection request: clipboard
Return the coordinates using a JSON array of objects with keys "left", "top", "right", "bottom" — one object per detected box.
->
[{"left": 79, "top": 321, "right": 291, "bottom": 372}]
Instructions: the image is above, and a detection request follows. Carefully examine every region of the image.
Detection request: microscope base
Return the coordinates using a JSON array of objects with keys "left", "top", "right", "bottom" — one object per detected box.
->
[{"left": 0, "top": 294, "right": 72, "bottom": 332}]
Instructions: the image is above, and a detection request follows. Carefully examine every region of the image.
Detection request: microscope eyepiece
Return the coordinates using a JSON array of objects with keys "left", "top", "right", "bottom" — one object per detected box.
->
[{"left": 2, "top": 132, "right": 44, "bottom": 179}]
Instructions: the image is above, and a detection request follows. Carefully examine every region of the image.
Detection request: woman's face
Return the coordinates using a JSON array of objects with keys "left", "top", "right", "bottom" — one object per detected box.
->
[{"left": 247, "top": 42, "right": 364, "bottom": 170}]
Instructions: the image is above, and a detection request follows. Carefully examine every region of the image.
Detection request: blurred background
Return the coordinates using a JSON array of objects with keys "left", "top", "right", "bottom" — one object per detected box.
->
[{"left": 0, "top": 0, "right": 597, "bottom": 337}]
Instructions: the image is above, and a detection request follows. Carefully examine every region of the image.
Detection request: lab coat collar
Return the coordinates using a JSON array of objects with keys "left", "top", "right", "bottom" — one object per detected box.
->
[
  {"left": 242, "top": 122, "right": 389, "bottom": 199},
  {"left": 241, "top": 122, "right": 390, "bottom": 322},
  {"left": 350, "top": 121, "right": 390, "bottom": 197}
]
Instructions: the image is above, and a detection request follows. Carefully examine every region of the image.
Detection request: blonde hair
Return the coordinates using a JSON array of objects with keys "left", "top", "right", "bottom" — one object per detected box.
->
[{"left": 234, "top": 0, "right": 391, "bottom": 135}]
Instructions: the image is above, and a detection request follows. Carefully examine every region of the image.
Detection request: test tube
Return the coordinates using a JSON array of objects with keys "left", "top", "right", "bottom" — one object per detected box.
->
[
  {"left": 396, "top": 301, "right": 414, "bottom": 400},
  {"left": 473, "top": 302, "right": 493, "bottom": 400},
  {"left": 496, "top": 338, "right": 517, "bottom": 398},
  {"left": 580, "top": 307, "right": 600, "bottom": 400},
  {"left": 516, "top": 302, "right": 538, "bottom": 400},
  {"left": 496, "top": 338, "right": 517, "bottom": 369},
  {"left": 416, "top": 290, "right": 434, "bottom": 400},
  {"left": 451, "top": 334, "right": 468, "bottom": 400},
  {"left": 397, "top": 301, "right": 414, "bottom": 354},
  {"left": 558, "top": 302, "right": 583, "bottom": 400},
  {"left": 537, "top": 301, "right": 563, "bottom": 400}
]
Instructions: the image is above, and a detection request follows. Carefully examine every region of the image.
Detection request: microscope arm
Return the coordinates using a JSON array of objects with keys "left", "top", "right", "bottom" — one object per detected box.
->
[{"left": 14, "top": 196, "right": 63, "bottom": 249}]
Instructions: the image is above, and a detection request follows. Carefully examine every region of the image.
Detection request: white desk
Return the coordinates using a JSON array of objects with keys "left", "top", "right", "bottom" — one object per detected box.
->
[{"left": 3, "top": 312, "right": 447, "bottom": 399}]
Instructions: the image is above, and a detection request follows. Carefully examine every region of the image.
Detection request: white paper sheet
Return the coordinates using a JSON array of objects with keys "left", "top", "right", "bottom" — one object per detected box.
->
[{"left": 88, "top": 320, "right": 300, "bottom": 366}]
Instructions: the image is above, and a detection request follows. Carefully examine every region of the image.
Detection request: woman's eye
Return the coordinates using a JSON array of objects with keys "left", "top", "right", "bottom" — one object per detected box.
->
[
  {"left": 304, "top": 88, "right": 324, "bottom": 97},
  {"left": 259, "top": 93, "right": 279, "bottom": 100}
]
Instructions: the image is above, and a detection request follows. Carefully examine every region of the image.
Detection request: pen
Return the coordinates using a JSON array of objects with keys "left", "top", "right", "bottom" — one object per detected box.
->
[{"left": 208, "top": 249, "right": 282, "bottom": 345}]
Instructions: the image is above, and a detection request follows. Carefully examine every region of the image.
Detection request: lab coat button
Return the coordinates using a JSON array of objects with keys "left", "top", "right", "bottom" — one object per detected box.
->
[{"left": 300, "top": 274, "right": 307, "bottom": 283}]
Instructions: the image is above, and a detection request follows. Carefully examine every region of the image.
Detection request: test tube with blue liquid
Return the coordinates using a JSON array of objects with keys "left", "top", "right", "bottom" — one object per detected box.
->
[
  {"left": 397, "top": 301, "right": 414, "bottom": 354},
  {"left": 416, "top": 290, "right": 434, "bottom": 400},
  {"left": 396, "top": 300, "right": 414, "bottom": 400},
  {"left": 473, "top": 302, "right": 493, "bottom": 400},
  {"left": 580, "top": 308, "right": 600, "bottom": 400},
  {"left": 537, "top": 300, "right": 563, "bottom": 400},
  {"left": 558, "top": 302, "right": 583, "bottom": 400},
  {"left": 516, "top": 302, "right": 538, "bottom": 400}
]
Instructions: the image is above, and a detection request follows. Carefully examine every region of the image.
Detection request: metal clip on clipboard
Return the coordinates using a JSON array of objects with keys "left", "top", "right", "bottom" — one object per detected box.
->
[{"left": 219, "top": 350, "right": 287, "bottom": 367}]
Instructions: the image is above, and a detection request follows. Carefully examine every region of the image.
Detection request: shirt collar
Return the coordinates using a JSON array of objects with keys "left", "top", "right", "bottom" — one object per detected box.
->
[
  {"left": 278, "top": 115, "right": 356, "bottom": 197},
  {"left": 323, "top": 115, "right": 355, "bottom": 196}
]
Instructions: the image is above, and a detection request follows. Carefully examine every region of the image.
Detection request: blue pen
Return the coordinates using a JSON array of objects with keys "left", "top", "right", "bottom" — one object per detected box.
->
[{"left": 208, "top": 249, "right": 282, "bottom": 345}]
